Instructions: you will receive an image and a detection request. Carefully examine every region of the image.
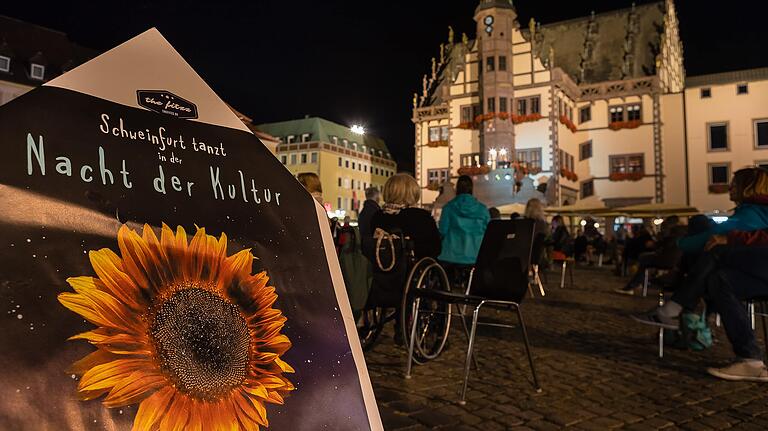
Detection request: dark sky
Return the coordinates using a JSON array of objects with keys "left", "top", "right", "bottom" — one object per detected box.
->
[{"left": 2, "top": 1, "right": 766, "bottom": 171}]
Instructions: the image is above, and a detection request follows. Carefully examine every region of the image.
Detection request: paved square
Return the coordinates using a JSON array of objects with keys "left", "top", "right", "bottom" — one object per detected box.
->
[{"left": 365, "top": 266, "right": 768, "bottom": 430}]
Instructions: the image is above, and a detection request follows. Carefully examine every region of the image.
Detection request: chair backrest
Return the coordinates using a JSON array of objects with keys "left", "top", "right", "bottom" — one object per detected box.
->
[{"left": 470, "top": 219, "right": 534, "bottom": 303}]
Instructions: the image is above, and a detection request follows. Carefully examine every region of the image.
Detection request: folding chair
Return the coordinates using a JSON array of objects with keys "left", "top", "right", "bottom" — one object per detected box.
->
[
  {"left": 530, "top": 234, "right": 546, "bottom": 297},
  {"left": 404, "top": 219, "right": 542, "bottom": 404}
]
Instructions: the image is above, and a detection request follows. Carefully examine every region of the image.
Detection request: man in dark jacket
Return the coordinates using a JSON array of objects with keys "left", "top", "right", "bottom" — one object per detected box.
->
[{"left": 359, "top": 187, "right": 380, "bottom": 259}]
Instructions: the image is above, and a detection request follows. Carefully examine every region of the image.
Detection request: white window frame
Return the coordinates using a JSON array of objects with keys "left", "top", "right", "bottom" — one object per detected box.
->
[
  {"left": 286, "top": 135, "right": 295, "bottom": 144},
  {"left": 708, "top": 162, "right": 731, "bottom": 186},
  {"left": 30, "top": 63, "right": 45, "bottom": 80},
  {"left": 0, "top": 55, "right": 10, "bottom": 72},
  {"left": 301, "top": 133, "right": 311, "bottom": 142},
  {"left": 754, "top": 119, "right": 768, "bottom": 149},
  {"left": 707, "top": 121, "right": 729, "bottom": 152}
]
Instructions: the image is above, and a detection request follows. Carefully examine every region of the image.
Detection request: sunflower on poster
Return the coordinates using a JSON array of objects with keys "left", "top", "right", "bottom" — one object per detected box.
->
[{"left": 58, "top": 224, "right": 294, "bottom": 431}]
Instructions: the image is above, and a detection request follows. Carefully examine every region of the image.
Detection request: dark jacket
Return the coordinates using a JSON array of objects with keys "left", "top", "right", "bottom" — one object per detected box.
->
[
  {"left": 369, "top": 207, "right": 441, "bottom": 260},
  {"left": 358, "top": 199, "right": 380, "bottom": 258},
  {"left": 679, "top": 203, "right": 768, "bottom": 253}
]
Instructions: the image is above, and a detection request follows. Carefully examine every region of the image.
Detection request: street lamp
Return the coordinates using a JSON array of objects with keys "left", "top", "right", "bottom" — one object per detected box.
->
[{"left": 351, "top": 125, "right": 365, "bottom": 135}]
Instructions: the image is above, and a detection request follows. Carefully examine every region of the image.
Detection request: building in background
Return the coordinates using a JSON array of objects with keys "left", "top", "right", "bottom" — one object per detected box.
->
[
  {"left": 257, "top": 116, "right": 397, "bottom": 217},
  {"left": 413, "top": 0, "right": 768, "bottom": 214},
  {"left": 0, "top": 15, "right": 94, "bottom": 105}
]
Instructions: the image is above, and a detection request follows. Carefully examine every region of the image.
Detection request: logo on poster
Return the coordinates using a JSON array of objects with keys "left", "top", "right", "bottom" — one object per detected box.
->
[{"left": 137, "top": 90, "right": 198, "bottom": 119}]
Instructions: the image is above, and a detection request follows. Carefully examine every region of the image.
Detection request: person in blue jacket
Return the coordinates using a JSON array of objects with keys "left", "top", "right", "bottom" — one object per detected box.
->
[
  {"left": 678, "top": 167, "right": 768, "bottom": 253},
  {"left": 438, "top": 175, "right": 490, "bottom": 266}
]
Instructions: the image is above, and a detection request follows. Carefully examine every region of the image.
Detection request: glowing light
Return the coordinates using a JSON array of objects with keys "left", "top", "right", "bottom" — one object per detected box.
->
[
  {"left": 580, "top": 220, "right": 587, "bottom": 227},
  {"left": 489, "top": 148, "right": 497, "bottom": 158},
  {"left": 504, "top": 174, "right": 512, "bottom": 180},
  {"left": 712, "top": 216, "right": 729, "bottom": 224},
  {"left": 593, "top": 222, "right": 599, "bottom": 228},
  {"left": 351, "top": 125, "right": 365, "bottom": 135},
  {"left": 653, "top": 218, "right": 664, "bottom": 226},
  {"left": 499, "top": 148, "right": 507, "bottom": 156}
]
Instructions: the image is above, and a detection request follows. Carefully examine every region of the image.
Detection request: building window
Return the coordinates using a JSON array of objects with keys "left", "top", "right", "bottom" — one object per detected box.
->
[
  {"left": 626, "top": 104, "right": 642, "bottom": 121},
  {"left": 345, "top": 160, "right": 350, "bottom": 168},
  {"left": 461, "top": 153, "right": 481, "bottom": 167},
  {"left": 579, "top": 140, "right": 593, "bottom": 160},
  {"left": 286, "top": 135, "right": 295, "bottom": 144},
  {"left": 757, "top": 161, "right": 768, "bottom": 170},
  {"left": 579, "top": 106, "right": 591, "bottom": 123},
  {"left": 280, "top": 155, "right": 287, "bottom": 165},
  {"left": 558, "top": 149, "right": 575, "bottom": 172},
  {"left": 517, "top": 98, "right": 527, "bottom": 116},
  {"left": 0, "top": 55, "right": 10, "bottom": 72},
  {"left": 499, "top": 97, "right": 507, "bottom": 113},
  {"left": 498, "top": 56, "right": 507, "bottom": 71},
  {"left": 581, "top": 180, "right": 594, "bottom": 198},
  {"left": 30, "top": 63, "right": 45, "bottom": 80},
  {"left": 701, "top": 88, "right": 711, "bottom": 98},
  {"left": 517, "top": 148, "right": 542, "bottom": 170},
  {"left": 755, "top": 120, "right": 768, "bottom": 148},
  {"left": 609, "top": 154, "right": 644, "bottom": 174},
  {"left": 709, "top": 163, "right": 730, "bottom": 187},
  {"left": 337, "top": 197, "right": 342, "bottom": 210},
  {"left": 338, "top": 157, "right": 342, "bottom": 167},
  {"left": 290, "top": 154, "right": 297, "bottom": 165},
  {"left": 486, "top": 56, "right": 495, "bottom": 72},
  {"left": 352, "top": 162, "right": 356, "bottom": 170},
  {"left": 364, "top": 165, "right": 368, "bottom": 173},
  {"left": 300, "top": 153, "right": 307, "bottom": 164},
  {"left": 609, "top": 106, "right": 624, "bottom": 123},
  {"left": 708, "top": 122, "right": 729, "bottom": 151},
  {"left": 487, "top": 97, "right": 495, "bottom": 113},
  {"left": 301, "top": 133, "right": 311, "bottom": 142},
  {"left": 531, "top": 97, "right": 541, "bottom": 115},
  {"left": 310, "top": 152, "right": 318, "bottom": 163},
  {"left": 331, "top": 136, "right": 339, "bottom": 145},
  {"left": 428, "top": 126, "right": 450, "bottom": 143},
  {"left": 427, "top": 168, "right": 449, "bottom": 185},
  {"left": 737, "top": 83, "right": 749, "bottom": 95}
]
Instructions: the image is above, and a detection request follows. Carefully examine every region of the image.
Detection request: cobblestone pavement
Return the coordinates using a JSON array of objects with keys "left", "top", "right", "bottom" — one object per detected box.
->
[{"left": 364, "top": 265, "right": 768, "bottom": 430}]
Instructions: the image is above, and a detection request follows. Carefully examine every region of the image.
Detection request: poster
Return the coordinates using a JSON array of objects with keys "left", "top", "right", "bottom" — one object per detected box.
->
[{"left": 0, "top": 29, "right": 381, "bottom": 430}]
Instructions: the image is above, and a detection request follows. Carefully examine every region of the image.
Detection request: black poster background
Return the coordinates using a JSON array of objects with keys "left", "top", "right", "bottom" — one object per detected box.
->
[{"left": 0, "top": 87, "right": 370, "bottom": 430}]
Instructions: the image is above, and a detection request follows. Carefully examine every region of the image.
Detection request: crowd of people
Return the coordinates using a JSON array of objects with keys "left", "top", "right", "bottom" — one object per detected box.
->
[{"left": 297, "top": 166, "right": 768, "bottom": 383}]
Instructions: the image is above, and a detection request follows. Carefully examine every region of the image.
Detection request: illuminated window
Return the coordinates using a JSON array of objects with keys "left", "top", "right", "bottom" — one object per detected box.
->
[{"left": 30, "top": 63, "right": 45, "bottom": 80}]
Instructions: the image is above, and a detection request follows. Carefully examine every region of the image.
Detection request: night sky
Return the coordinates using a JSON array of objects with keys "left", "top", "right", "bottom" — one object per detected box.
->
[{"left": 2, "top": 0, "right": 766, "bottom": 172}]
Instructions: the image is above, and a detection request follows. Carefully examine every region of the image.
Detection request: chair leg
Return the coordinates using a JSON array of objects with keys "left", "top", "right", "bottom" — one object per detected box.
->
[
  {"left": 598, "top": 254, "right": 603, "bottom": 267},
  {"left": 642, "top": 269, "right": 650, "bottom": 297},
  {"left": 514, "top": 305, "right": 542, "bottom": 392},
  {"left": 534, "top": 265, "right": 545, "bottom": 296},
  {"left": 405, "top": 298, "right": 421, "bottom": 379},
  {"left": 560, "top": 261, "right": 567, "bottom": 289},
  {"left": 458, "top": 311, "right": 480, "bottom": 370},
  {"left": 760, "top": 303, "right": 768, "bottom": 359},
  {"left": 459, "top": 305, "right": 481, "bottom": 405},
  {"left": 658, "top": 290, "right": 665, "bottom": 358},
  {"left": 748, "top": 302, "right": 756, "bottom": 331}
]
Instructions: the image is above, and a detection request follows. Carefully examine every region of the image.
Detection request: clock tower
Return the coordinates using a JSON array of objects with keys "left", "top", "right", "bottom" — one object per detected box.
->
[{"left": 474, "top": 0, "right": 517, "bottom": 168}]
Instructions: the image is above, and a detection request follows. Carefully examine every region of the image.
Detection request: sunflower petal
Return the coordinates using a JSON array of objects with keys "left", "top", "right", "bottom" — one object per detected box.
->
[
  {"left": 96, "top": 333, "right": 152, "bottom": 356},
  {"left": 159, "top": 392, "right": 190, "bottom": 431},
  {"left": 68, "top": 328, "right": 113, "bottom": 344},
  {"left": 89, "top": 250, "right": 145, "bottom": 310},
  {"left": 133, "top": 386, "right": 175, "bottom": 431},
  {"left": 68, "top": 349, "right": 118, "bottom": 375},
  {"left": 103, "top": 369, "right": 166, "bottom": 407},
  {"left": 61, "top": 285, "right": 143, "bottom": 334},
  {"left": 79, "top": 358, "right": 150, "bottom": 392},
  {"left": 241, "top": 389, "right": 269, "bottom": 425},
  {"left": 233, "top": 391, "right": 265, "bottom": 430},
  {"left": 242, "top": 382, "right": 269, "bottom": 400}
]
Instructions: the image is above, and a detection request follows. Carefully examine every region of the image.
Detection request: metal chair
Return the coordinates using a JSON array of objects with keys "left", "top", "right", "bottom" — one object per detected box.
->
[{"left": 404, "top": 219, "right": 542, "bottom": 404}]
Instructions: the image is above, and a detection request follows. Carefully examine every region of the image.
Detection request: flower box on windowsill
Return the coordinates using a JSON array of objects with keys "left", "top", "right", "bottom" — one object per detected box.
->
[
  {"left": 709, "top": 184, "right": 729, "bottom": 194},
  {"left": 559, "top": 168, "right": 578, "bottom": 182},
  {"left": 457, "top": 122, "right": 478, "bottom": 130},
  {"left": 457, "top": 166, "right": 491, "bottom": 176},
  {"left": 608, "top": 120, "right": 642, "bottom": 131},
  {"left": 609, "top": 172, "right": 644, "bottom": 182},
  {"left": 426, "top": 140, "right": 449, "bottom": 148},
  {"left": 559, "top": 115, "right": 578, "bottom": 133},
  {"left": 529, "top": 167, "right": 542, "bottom": 175},
  {"left": 511, "top": 113, "right": 543, "bottom": 124}
]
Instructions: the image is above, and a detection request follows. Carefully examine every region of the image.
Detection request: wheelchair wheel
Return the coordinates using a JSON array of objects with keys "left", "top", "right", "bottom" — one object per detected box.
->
[
  {"left": 401, "top": 257, "right": 452, "bottom": 363},
  {"left": 358, "top": 307, "right": 385, "bottom": 352}
]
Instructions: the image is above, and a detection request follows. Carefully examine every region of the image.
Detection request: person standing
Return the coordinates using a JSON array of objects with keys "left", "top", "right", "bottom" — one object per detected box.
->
[
  {"left": 438, "top": 175, "right": 490, "bottom": 266},
  {"left": 358, "top": 187, "right": 381, "bottom": 258}
]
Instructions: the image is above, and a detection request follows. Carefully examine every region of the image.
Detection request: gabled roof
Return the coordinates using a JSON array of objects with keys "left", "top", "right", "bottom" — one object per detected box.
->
[
  {"left": 525, "top": 2, "right": 665, "bottom": 84},
  {"left": 528, "top": 2, "right": 665, "bottom": 84},
  {"left": 0, "top": 15, "right": 96, "bottom": 86},
  {"left": 256, "top": 117, "right": 393, "bottom": 159},
  {"left": 686, "top": 67, "right": 768, "bottom": 88}
]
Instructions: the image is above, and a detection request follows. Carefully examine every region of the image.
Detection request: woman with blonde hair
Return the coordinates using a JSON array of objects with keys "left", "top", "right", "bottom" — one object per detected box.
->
[
  {"left": 523, "top": 198, "right": 548, "bottom": 237},
  {"left": 297, "top": 172, "right": 323, "bottom": 205}
]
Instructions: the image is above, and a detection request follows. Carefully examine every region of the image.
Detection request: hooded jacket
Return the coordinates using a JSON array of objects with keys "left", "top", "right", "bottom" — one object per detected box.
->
[
  {"left": 679, "top": 203, "right": 768, "bottom": 253},
  {"left": 438, "top": 193, "right": 490, "bottom": 264}
]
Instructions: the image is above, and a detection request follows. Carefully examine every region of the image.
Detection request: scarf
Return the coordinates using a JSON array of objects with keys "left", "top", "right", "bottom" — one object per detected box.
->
[{"left": 382, "top": 202, "right": 407, "bottom": 215}]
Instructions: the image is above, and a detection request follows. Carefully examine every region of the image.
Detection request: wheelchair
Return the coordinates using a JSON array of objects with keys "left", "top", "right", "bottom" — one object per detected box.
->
[{"left": 357, "top": 230, "right": 452, "bottom": 364}]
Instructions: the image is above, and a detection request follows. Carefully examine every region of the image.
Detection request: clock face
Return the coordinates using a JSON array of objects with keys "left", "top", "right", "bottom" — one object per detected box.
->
[
  {"left": 484, "top": 15, "right": 494, "bottom": 25},
  {"left": 485, "top": 26, "right": 493, "bottom": 35}
]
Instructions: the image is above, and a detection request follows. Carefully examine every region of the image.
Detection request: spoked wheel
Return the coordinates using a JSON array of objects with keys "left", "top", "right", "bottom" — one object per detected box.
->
[
  {"left": 358, "top": 307, "right": 385, "bottom": 351},
  {"left": 401, "top": 257, "right": 452, "bottom": 364}
]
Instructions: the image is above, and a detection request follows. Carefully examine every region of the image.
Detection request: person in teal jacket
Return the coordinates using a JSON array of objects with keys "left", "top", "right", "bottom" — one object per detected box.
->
[
  {"left": 679, "top": 167, "right": 768, "bottom": 253},
  {"left": 438, "top": 175, "right": 490, "bottom": 265}
]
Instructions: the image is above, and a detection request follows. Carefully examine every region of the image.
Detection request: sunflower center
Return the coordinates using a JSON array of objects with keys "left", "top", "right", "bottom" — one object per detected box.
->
[{"left": 150, "top": 287, "right": 250, "bottom": 400}]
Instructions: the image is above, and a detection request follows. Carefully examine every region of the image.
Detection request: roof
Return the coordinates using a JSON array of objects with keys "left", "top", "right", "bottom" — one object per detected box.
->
[
  {"left": 686, "top": 67, "right": 768, "bottom": 88},
  {"left": 0, "top": 15, "right": 96, "bottom": 87},
  {"left": 475, "top": 0, "right": 515, "bottom": 14},
  {"left": 528, "top": 2, "right": 665, "bottom": 84},
  {"left": 255, "top": 117, "right": 393, "bottom": 159}
]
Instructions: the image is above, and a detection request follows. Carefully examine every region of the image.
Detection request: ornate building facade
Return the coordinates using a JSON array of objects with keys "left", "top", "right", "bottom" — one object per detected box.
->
[{"left": 413, "top": 0, "right": 768, "bottom": 214}]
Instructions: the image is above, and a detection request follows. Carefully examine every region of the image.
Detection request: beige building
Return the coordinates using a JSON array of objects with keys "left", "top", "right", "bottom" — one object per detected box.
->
[
  {"left": 413, "top": 0, "right": 768, "bottom": 215},
  {"left": 257, "top": 117, "right": 397, "bottom": 217}
]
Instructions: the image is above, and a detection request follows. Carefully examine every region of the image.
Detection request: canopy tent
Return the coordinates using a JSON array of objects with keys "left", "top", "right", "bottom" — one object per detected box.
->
[
  {"left": 496, "top": 202, "right": 527, "bottom": 215},
  {"left": 608, "top": 202, "right": 701, "bottom": 218},
  {"left": 544, "top": 200, "right": 608, "bottom": 215}
]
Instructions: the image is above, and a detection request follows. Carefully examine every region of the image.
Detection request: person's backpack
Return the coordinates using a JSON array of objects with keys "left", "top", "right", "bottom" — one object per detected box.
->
[{"left": 665, "top": 312, "right": 713, "bottom": 351}]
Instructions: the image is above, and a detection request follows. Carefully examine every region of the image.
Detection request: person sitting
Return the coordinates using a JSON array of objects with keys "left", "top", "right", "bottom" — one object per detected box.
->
[
  {"left": 615, "top": 216, "right": 686, "bottom": 295},
  {"left": 547, "top": 215, "right": 572, "bottom": 255},
  {"left": 489, "top": 207, "right": 501, "bottom": 220},
  {"left": 437, "top": 175, "right": 490, "bottom": 267},
  {"left": 367, "top": 174, "right": 441, "bottom": 343},
  {"left": 358, "top": 186, "right": 381, "bottom": 259}
]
